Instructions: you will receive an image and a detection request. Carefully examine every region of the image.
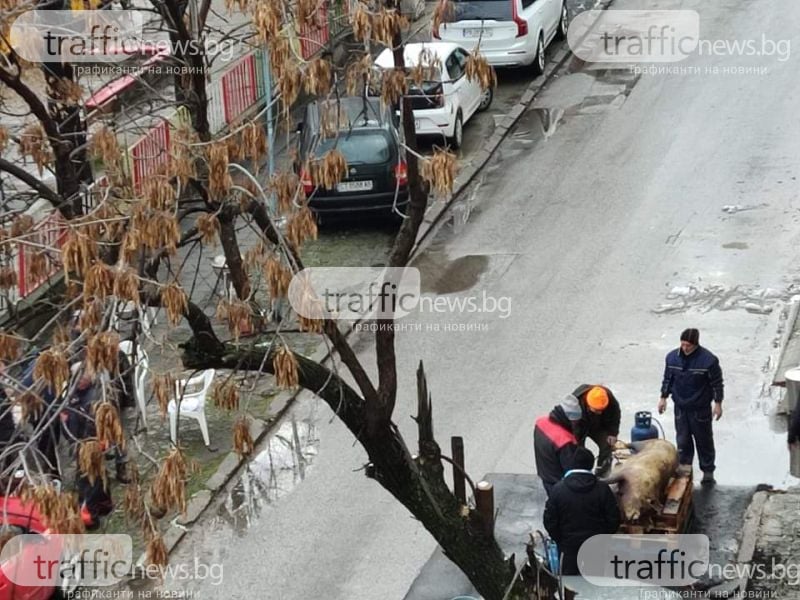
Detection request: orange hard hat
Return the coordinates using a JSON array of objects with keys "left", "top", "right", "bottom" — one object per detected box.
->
[{"left": 586, "top": 386, "right": 609, "bottom": 411}]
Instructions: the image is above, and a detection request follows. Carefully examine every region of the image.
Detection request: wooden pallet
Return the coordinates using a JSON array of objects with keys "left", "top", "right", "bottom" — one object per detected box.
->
[{"left": 612, "top": 447, "right": 694, "bottom": 534}]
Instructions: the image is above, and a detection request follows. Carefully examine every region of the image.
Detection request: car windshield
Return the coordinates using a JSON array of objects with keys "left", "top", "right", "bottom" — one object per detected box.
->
[
  {"left": 316, "top": 131, "right": 391, "bottom": 165},
  {"left": 447, "top": 0, "right": 514, "bottom": 22}
]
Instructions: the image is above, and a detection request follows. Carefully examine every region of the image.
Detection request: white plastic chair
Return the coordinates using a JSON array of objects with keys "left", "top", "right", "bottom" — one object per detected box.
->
[
  {"left": 119, "top": 340, "right": 150, "bottom": 430},
  {"left": 168, "top": 369, "right": 215, "bottom": 448}
]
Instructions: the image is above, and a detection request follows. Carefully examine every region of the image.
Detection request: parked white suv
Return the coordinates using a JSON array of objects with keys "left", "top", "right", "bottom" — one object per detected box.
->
[
  {"left": 435, "top": 0, "right": 568, "bottom": 73},
  {"left": 373, "top": 42, "right": 494, "bottom": 149}
]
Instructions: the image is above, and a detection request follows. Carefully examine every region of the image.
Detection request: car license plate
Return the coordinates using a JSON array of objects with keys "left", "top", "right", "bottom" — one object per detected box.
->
[
  {"left": 336, "top": 180, "right": 373, "bottom": 192},
  {"left": 463, "top": 28, "right": 492, "bottom": 38}
]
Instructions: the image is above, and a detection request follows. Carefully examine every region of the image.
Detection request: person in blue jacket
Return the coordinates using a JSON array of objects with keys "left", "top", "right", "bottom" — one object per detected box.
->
[{"left": 658, "top": 328, "right": 724, "bottom": 485}]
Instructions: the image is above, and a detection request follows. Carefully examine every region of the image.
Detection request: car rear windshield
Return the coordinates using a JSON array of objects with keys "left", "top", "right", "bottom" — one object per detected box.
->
[
  {"left": 448, "top": 0, "right": 514, "bottom": 21},
  {"left": 316, "top": 131, "right": 392, "bottom": 165}
]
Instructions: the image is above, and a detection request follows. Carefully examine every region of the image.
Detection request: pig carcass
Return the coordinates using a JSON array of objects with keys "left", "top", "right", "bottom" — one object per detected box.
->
[{"left": 602, "top": 439, "right": 679, "bottom": 522}]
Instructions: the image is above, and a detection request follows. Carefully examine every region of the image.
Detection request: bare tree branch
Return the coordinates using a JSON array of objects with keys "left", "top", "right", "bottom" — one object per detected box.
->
[{"left": 0, "top": 157, "right": 60, "bottom": 206}]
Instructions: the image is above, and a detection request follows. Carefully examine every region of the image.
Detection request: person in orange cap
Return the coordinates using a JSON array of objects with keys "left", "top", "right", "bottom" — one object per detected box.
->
[{"left": 570, "top": 384, "right": 621, "bottom": 476}]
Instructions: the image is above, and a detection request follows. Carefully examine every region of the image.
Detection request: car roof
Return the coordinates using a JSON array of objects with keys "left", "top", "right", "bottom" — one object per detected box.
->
[
  {"left": 374, "top": 42, "right": 461, "bottom": 69},
  {"left": 307, "top": 97, "right": 394, "bottom": 133}
]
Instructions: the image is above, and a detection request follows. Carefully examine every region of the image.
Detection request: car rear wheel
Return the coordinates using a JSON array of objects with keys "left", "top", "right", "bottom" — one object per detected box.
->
[
  {"left": 556, "top": 1, "right": 569, "bottom": 40},
  {"left": 531, "top": 34, "right": 545, "bottom": 76},
  {"left": 448, "top": 112, "right": 463, "bottom": 150},
  {"left": 477, "top": 83, "right": 494, "bottom": 112}
]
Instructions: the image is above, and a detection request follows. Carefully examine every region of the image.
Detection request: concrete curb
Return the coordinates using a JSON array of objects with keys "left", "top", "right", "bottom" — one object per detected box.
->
[{"left": 703, "top": 490, "right": 769, "bottom": 596}]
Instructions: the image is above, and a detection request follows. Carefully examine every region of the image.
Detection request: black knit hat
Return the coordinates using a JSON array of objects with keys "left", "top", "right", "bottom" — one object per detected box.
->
[
  {"left": 570, "top": 447, "right": 595, "bottom": 471},
  {"left": 680, "top": 328, "right": 700, "bottom": 345}
]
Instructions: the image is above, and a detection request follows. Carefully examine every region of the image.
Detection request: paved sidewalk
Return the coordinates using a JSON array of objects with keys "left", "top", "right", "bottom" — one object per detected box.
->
[{"left": 748, "top": 488, "right": 800, "bottom": 598}]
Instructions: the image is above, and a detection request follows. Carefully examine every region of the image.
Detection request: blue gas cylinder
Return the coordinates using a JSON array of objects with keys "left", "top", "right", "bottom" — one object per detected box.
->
[
  {"left": 630, "top": 411, "right": 659, "bottom": 444},
  {"left": 546, "top": 540, "right": 560, "bottom": 574}
]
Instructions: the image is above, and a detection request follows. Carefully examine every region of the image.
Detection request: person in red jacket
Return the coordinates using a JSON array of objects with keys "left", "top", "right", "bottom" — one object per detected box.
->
[{"left": 534, "top": 395, "right": 583, "bottom": 497}]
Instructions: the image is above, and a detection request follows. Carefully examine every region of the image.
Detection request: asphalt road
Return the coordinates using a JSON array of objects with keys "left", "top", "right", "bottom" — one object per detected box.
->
[{"left": 151, "top": 0, "right": 800, "bottom": 598}]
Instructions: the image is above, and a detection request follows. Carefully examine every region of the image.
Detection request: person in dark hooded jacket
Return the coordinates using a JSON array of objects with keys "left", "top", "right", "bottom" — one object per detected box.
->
[
  {"left": 543, "top": 447, "right": 621, "bottom": 576},
  {"left": 534, "top": 395, "right": 583, "bottom": 497}
]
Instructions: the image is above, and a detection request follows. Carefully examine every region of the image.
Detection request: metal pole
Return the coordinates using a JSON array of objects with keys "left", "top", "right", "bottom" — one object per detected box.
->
[
  {"left": 262, "top": 47, "right": 276, "bottom": 217},
  {"left": 451, "top": 436, "right": 466, "bottom": 504},
  {"left": 475, "top": 480, "right": 494, "bottom": 536}
]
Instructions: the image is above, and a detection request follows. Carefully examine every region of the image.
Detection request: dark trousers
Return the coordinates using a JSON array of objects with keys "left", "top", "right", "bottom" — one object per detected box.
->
[
  {"left": 542, "top": 479, "right": 555, "bottom": 498},
  {"left": 37, "top": 422, "right": 61, "bottom": 477},
  {"left": 577, "top": 425, "right": 612, "bottom": 468},
  {"left": 675, "top": 405, "right": 715, "bottom": 473},
  {"left": 560, "top": 552, "right": 580, "bottom": 576}
]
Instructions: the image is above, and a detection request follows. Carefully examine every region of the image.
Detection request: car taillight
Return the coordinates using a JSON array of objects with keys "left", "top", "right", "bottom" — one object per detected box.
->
[
  {"left": 394, "top": 161, "right": 408, "bottom": 186},
  {"left": 512, "top": 1, "right": 528, "bottom": 37},
  {"left": 300, "top": 169, "right": 313, "bottom": 195}
]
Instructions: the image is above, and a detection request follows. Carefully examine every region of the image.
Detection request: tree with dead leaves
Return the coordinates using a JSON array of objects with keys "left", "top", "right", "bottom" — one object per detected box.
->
[{"left": 0, "top": 0, "right": 558, "bottom": 597}]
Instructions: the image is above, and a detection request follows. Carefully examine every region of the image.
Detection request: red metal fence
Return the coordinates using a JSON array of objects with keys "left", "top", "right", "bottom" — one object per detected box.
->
[
  {"left": 16, "top": 212, "right": 68, "bottom": 298},
  {"left": 300, "top": 4, "right": 331, "bottom": 60},
  {"left": 129, "top": 119, "right": 171, "bottom": 193},
  {"left": 222, "top": 54, "right": 258, "bottom": 124}
]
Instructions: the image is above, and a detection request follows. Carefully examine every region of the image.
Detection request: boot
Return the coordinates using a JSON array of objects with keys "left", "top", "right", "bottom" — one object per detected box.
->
[{"left": 701, "top": 471, "right": 716, "bottom": 485}]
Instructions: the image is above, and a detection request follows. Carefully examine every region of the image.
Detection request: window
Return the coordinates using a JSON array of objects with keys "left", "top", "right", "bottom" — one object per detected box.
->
[
  {"left": 454, "top": 48, "right": 470, "bottom": 70},
  {"left": 450, "top": 0, "right": 515, "bottom": 21},
  {"left": 521, "top": 0, "right": 536, "bottom": 9},
  {"left": 316, "top": 131, "right": 392, "bottom": 165},
  {"left": 446, "top": 52, "right": 464, "bottom": 80}
]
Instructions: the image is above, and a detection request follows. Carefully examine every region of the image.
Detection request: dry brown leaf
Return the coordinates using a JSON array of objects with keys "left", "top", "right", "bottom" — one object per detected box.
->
[
  {"left": 152, "top": 373, "right": 175, "bottom": 418},
  {"left": 421, "top": 148, "right": 458, "bottom": 197},
  {"left": 286, "top": 207, "right": 318, "bottom": 249},
  {"left": 83, "top": 262, "right": 114, "bottom": 301},
  {"left": 0, "top": 331, "right": 20, "bottom": 361},
  {"left": 94, "top": 401, "right": 125, "bottom": 451},
  {"left": 33, "top": 349, "right": 69, "bottom": 394},
  {"left": 161, "top": 283, "right": 188, "bottom": 326},
  {"left": 86, "top": 330, "right": 120, "bottom": 377},
  {"left": 233, "top": 416, "right": 254, "bottom": 457},
  {"left": 78, "top": 440, "right": 107, "bottom": 488},
  {"left": 273, "top": 345, "right": 299, "bottom": 389},
  {"left": 211, "top": 379, "right": 239, "bottom": 411},
  {"left": 195, "top": 213, "right": 219, "bottom": 246},
  {"left": 150, "top": 448, "right": 188, "bottom": 516}
]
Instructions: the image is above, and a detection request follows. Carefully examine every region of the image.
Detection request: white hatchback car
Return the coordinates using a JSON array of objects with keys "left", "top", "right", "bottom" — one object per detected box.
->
[
  {"left": 373, "top": 42, "right": 494, "bottom": 149},
  {"left": 435, "top": 0, "right": 568, "bottom": 73}
]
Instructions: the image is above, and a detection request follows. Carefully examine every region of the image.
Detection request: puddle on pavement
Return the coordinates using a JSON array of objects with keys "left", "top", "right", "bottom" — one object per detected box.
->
[
  {"left": 220, "top": 415, "right": 320, "bottom": 533},
  {"left": 722, "top": 242, "right": 749, "bottom": 250},
  {"left": 530, "top": 66, "right": 641, "bottom": 119},
  {"left": 414, "top": 252, "right": 489, "bottom": 295}
]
